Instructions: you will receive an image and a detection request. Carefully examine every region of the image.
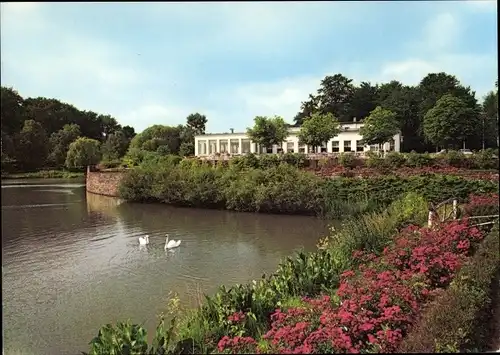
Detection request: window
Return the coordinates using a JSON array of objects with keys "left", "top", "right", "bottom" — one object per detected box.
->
[
  {"left": 209, "top": 140, "right": 217, "bottom": 154},
  {"left": 197, "top": 140, "right": 207, "bottom": 155},
  {"left": 241, "top": 139, "right": 251, "bottom": 154},
  {"left": 370, "top": 144, "right": 379, "bottom": 152},
  {"left": 331, "top": 141, "right": 339, "bottom": 153},
  {"left": 321, "top": 142, "right": 327, "bottom": 153},
  {"left": 219, "top": 139, "right": 228, "bottom": 153},
  {"left": 286, "top": 141, "right": 295, "bottom": 153},
  {"left": 230, "top": 139, "right": 239, "bottom": 154},
  {"left": 389, "top": 139, "right": 395, "bottom": 152},
  {"left": 343, "top": 141, "right": 352, "bottom": 152},
  {"left": 308, "top": 146, "right": 315, "bottom": 153},
  {"left": 356, "top": 140, "right": 364, "bottom": 152}
]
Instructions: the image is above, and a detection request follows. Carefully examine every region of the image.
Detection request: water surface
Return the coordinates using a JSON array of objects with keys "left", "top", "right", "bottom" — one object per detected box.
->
[{"left": 1, "top": 179, "right": 329, "bottom": 355}]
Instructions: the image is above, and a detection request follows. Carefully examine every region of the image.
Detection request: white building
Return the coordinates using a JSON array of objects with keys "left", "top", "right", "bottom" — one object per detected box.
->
[{"left": 194, "top": 122, "right": 402, "bottom": 157}]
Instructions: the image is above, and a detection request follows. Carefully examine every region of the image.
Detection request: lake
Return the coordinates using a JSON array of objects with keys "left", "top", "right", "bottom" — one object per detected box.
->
[{"left": 1, "top": 179, "right": 330, "bottom": 355}]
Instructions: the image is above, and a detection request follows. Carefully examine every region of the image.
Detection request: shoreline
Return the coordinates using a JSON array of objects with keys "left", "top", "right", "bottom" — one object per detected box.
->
[{"left": 1, "top": 170, "right": 85, "bottom": 180}]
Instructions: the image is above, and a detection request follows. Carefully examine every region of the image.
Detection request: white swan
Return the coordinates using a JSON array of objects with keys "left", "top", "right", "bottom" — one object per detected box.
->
[
  {"left": 164, "top": 234, "right": 181, "bottom": 250},
  {"left": 138, "top": 235, "right": 150, "bottom": 245}
]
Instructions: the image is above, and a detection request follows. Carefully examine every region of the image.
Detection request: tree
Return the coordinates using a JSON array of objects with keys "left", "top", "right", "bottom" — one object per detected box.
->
[
  {"left": 297, "top": 112, "right": 340, "bottom": 152},
  {"left": 294, "top": 74, "right": 355, "bottom": 125},
  {"left": 360, "top": 106, "right": 399, "bottom": 153},
  {"left": 102, "top": 130, "right": 130, "bottom": 161},
  {"left": 481, "top": 88, "right": 499, "bottom": 148},
  {"left": 179, "top": 141, "right": 195, "bottom": 157},
  {"left": 186, "top": 113, "right": 207, "bottom": 135},
  {"left": 47, "top": 123, "right": 81, "bottom": 167},
  {"left": 346, "top": 82, "right": 379, "bottom": 122},
  {"left": 16, "top": 119, "right": 49, "bottom": 169},
  {"left": 98, "top": 115, "right": 121, "bottom": 140},
  {"left": 1, "top": 130, "right": 15, "bottom": 162},
  {"left": 1, "top": 87, "right": 25, "bottom": 135},
  {"left": 129, "top": 125, "right": 181, "bottom": 154},
  {"left": 423, "top": 94, "right": 478, "bottom": 149},
  {"left": 122, "top": 125, "right": 136, "bottom": 140},
  {"left": 65, "top": 137, "right": 102, "bottom": 168},
  {"left": 246, "top": 115, "right": 288, "bottom": 152}
]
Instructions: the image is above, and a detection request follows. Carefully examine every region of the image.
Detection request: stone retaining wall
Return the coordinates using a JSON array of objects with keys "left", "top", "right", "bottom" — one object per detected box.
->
[{"left": 86, "top": 166, "right": 125, "bottom": 197}]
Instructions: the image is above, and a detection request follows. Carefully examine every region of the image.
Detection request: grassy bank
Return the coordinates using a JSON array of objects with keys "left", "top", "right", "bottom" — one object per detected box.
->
[
  {"left": 118, "top": 156, "right": 499, "bottom": 219},
  {"left": 1, "top": 170, "right": 85, "bottom": 179},
  {"left": 86, "top": 192, "right": 499, "bottom": 354}
]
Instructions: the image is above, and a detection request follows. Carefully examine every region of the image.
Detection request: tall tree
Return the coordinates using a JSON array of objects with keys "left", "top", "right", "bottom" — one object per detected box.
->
[
  {"left": 1, "top": 87, "right": 25, "bottom": 135},
  {"left": 423, "top": 94, "right": 478, "bottom": 150},
  {"left": 48, "top": 123, "right": 82, "bottom": 167},
  {"left": 360, "top": 106, "right": 399, "bottom": 153},
  {"left": 121, "top": 125, "right": 136, "bottom": 140},
  {"left": 65, "top": 137, "right": 102, "bottom": 169},
  {"left": 297, "top": 112, "right": 340, "bottom": 152},
  {"left": 129, "top": 125, "right": 181, "bottom": 154},
  {"left": 294, "top": 94, "right": 320, "bottom": 126},
  {"left": 186, "top": 113, "right": 207, "bottom": 135},
  {"left": 481, "top": 88, "right": 499, "bottom": 148},
  {"left": 246, "top": 115, "right": 288, "bottom": 152},
  {"left": 16, "top": 119, "right": 49, "bottom": 169},
  {"left": 347, "top": 82, "right": 379, "bottom": 122},
  {"left": 102, "top": 130, "right": 130, "bottom": 161},
  {"left": 316, "top": 74, "right": 355, "bottom": 122},
  {"left": 98, "top": 115, "right": 121, "bottom": 140}
]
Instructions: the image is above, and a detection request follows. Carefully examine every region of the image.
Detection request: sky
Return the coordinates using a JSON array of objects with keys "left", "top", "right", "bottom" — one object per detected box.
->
[{"left": 1, "top": 1, "right": 497, "bottom": 134}]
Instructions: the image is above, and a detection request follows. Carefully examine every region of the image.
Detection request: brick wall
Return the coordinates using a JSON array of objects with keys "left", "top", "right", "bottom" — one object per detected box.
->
[{"left": 86, "top": 167, "right": 125, "bottom": 197}]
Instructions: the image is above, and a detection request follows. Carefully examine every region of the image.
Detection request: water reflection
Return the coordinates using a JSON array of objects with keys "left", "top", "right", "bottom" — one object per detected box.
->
[{"left": 2, "top": 180, "right": 330, "bottom": 355}]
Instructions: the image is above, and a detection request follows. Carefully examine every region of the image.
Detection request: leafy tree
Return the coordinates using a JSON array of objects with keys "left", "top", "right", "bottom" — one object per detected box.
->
[
  {"left": 98, "top": 114, "right": 121, "bottom": 140},
  {"left": 1, "top": 130, "right": 15, "bottom": 162},
  {"left": 179, "top": 141, "right": 195, "bottom": 157},
  {"left": 65, "top": 137, "right": 102, "bottom": 169},
  {"left": 129, "top": 125, "right": 181, "bottom": 154},
  {"left": 423, "top": 94, "right": 478, "bottom": 149},
  {"left": 360, "top": 106, "right": 399, "bottom": 152},
  {"left": 48, "top": 123, "right": 81, "bottom": 167},
  {"left": 481, "top": 88, "right": 499, "bottom": 148},
  {"left": 102, "top": 130, "right": 130, "bottom": 161},
  {"left": 297, "top": 112, "right": 340, "bottom": 152},
  {"left": 122, "top": 125, "right": 136, "bottom": 140},
  {"left": 246, "top": 115, "right": 288, "bottom": 152},
  {"left": 1, "top": 87, "right": 25, "bottom": 135},
  {"left": 347, "top": 82, "right": 379, "bottom": 122},
  {"left": 186, "top": 113, "right": 207, "bottom": 135},
  {"left": 294, "top": 74, "right": 355, "bottom": 125},
  {"left": 16, "top": 119, "right": 49, "bottom": 169}
]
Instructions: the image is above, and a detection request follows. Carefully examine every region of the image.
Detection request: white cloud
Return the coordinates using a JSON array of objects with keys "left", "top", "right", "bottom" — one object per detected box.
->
[{"left": 0, "top": 2, "right": 496, "bottom": 134}]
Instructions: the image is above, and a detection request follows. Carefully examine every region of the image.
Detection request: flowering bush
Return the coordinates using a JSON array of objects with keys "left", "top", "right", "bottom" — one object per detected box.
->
[
  {"left": 215, "top": 218, "right": 487, "bottom": 354},
  {"left": 463, "top": 193, "right": 499, "bottom": 218}
]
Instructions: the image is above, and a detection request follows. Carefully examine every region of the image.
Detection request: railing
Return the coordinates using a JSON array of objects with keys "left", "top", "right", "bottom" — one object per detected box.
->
[{"left": 199, "top": 152, "right": 368, "bottom": 160}]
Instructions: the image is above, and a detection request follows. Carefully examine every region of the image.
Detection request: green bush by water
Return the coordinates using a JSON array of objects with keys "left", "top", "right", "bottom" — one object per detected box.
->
[{"left": 118, "top": 158, "right": 499, "bottom": 219}]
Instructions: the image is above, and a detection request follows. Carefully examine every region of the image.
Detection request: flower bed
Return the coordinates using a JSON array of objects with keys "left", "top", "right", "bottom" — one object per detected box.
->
[{"left": 216, "top": 195, "right": 499, "bottom": 354}]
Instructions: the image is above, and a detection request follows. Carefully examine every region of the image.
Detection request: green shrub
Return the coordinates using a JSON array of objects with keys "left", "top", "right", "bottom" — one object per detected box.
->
[
  {"left": 258, "top": 154, "right": 281, "bottom": 169},
  {"left": 398, "top": 224, "right": 500, "bottom": 353},
  {"left": 405, "top": 151, "right": 433, "bottom": 168},
  {"left": 470, "top": 150, "right": 499, "bottom": 170},
  {"left": 280, "top": 152, "right": 307, "bottom": 168},
  {"left": 365, "top": 151, "right": 384, "bottom": 168},
  {"left": 385, "top": 152, "right": 406, "bottom": 168},
  {"left": 338, "top": 153, "right": 356, "bottom": 168},
  {"left": 443, "top": 150, "right": 467, "bottom": 168}
]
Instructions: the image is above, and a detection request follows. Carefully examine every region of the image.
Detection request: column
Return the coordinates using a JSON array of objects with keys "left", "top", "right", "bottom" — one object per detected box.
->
[
  {"left": 295, "top": 141, "right": 299, "bottom": 153},
  {"left": 194, "top": 138, "right": 199, "bottom": 156},
  {"left": 217, "top": 139, "right": 221, "bottom": 154},
  {"left": 238, "top": 138, "right": 242, "bottom": 154}
]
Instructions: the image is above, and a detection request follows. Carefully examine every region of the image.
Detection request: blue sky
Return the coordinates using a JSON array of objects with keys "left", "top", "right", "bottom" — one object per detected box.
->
[{"left": 1, "top": 1, "right": 497, "bottom": 134}]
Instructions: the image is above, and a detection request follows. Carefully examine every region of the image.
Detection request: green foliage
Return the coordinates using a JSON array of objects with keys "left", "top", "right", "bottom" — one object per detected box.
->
[
  {"left": 102, "top": 130, "right": 130, "bottom": 161},
  {"left": 405, "top": 151, "right": 433, "bottom": 168},
  {"left": 179, "top": 142, "right": 194, "bottom": 157},
  {"left": 385, "top": 152, "right": 406, "bottom": 168},
  {"left": 423, "top": 94, "right": 479, "bottom": 149},
  {"left": 16, "top": 119, "right": 49, "bottom": 169},
  {"left": 186, "top": 113, "right": 207, "bottom": 136},
  {"left": 398, "top": 224, "right": 499, "bottom": 353},
  {"left": 360, "top": 106, "right": 399, "bottom": 146},
  {"left": 129, "top": 125, "right": 182, "bottom": 154},
  {"left": 47, "top": 123, "right": 82, "bottom": 167},
  {"left": 246, "top": 116, "right": 288, "bottom": 150},
  {"left": 87, "top": 321, "right": 149, "bottom": 355},
  {"left": 65, "top": 137, "right": 102, "bottom": 169},
  {"left": 338, "top": 153, "right": 356, "bottom": 168},
  {"left": 297, "top": 112, "right": 340, "bottom": 150}
]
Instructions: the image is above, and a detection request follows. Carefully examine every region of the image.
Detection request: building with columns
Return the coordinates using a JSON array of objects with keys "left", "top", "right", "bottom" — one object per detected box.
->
[{"left": 194, "top": 122, "right": 402, "bottom": 157}]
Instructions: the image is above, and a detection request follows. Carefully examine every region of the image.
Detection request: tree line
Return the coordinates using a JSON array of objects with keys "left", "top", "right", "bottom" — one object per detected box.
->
[
  {"left": 291, "top": 72, "right": 498, "bottom": 152},
  {"left": 1, "top": 71, "right": 497, "bottom": 171},
  {"left": 0, "top": 86, "right": 207, "bottom": 171}
]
